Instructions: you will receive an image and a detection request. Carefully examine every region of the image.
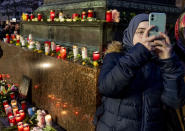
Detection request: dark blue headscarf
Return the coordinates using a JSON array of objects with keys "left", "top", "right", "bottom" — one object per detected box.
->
[{"left": 123, "top": 14, "right": 149, "bottom": 48}]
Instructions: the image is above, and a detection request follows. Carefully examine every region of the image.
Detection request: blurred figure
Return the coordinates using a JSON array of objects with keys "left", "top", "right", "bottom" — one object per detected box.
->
[{"left": 0, "top": 24, "right": 10, "bottom": 40}]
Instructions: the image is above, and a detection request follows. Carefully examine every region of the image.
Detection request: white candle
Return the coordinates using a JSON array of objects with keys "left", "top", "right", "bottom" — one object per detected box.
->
[
  {"left": 51, "top": 42, "right": 56, "bottom": 51},
  {"left": 73, "top": 45, "right": 78, "bottom": 59},
  {"left": 28, "top": 34, "right": 33, "bottom": 41},
  {"left": 45, "top": 114, "right": 52, "bottom": 126},
  {"left": 81, "top": 47, "right": 87, "bottom": 59}
]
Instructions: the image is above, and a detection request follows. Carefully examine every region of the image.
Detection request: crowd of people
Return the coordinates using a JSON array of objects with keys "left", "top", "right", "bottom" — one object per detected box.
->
[{"left": 0, "top": 21, "right": 20, "bottom": 40}]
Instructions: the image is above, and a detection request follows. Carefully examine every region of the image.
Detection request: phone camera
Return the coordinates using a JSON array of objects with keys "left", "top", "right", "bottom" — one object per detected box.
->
[
  {"left": 151, "top": 18, "right": 154, "bottom": 21},
  {"left": 151, "top": 14, "right": 154, "bottom": 17}
]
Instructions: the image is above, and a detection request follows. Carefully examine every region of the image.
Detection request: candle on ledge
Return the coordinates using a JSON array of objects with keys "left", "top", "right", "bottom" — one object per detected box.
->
[
  {"left": 38, "top": 13, "right": 42, "bottom": 21},
  {"left": 56, "top": 45, "right": 61, "bottom": 52},
  {"left": 45, "top": 114, "right": 52, "bottom": 126},
  {"left": 23, "top": 123, "right": 30, "bottom": 131},
  {"left": 73, "top": 45, "right": 78, "bottom": 60},
  {"left": 81, "top": 47, "right": 87, "bottom": 59},
  {"left": 17, "top": 122, "right": 23, "bottom": 131},
  {"left": 19, "top": 110, "right": 25, "bottom": 121},
  {"left": 60, "top": 47, "right": 67, "bottom": 59},
  {"left": 93, "top": 51, "right": 100, "bottom": 61},
  {"left": 106, "top": 10, "right": 112, "bottom": 22},
  {"left": 50, "top": 10, "right": 55, "bottom": 21}
]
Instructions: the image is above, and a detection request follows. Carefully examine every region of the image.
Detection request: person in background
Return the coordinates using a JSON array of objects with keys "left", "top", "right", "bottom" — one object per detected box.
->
[{"left": 94, "top": 13, "right": 185, "bottom": 131}]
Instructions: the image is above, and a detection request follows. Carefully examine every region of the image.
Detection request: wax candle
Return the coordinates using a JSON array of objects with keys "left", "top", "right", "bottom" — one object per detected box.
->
[
  {"left": 23, "top": 123, "right": 30, "bottom": 131},
  {"left": 93, "top": 51, "right": 100, "bottom": 61},
  {"left": 73, "top": 45, "right": 78, "bottom": 60},
  {"left": 12, "top": 105, "right": 18, "bottom": 116},
  {"left": 10, "top": 92, "right": 15, "bottom": 99},
  {"left": 30, "top": 14, "right": 34, "bottom": 21},
  {"left": 9, "top": 116, "right": 16, "bottom": 127},
  {"left": 21, "top": 101, "right": 27, "bottom": 110},
  {"left": 81, "top": 11, "right": 87, "bottom": 20},
  {"left": 50, "top": 10, "right": 55, "bottom": 21},
  {"left": 11, "top": 99, "right": 17, "bottom": 106},
  {"left": 88, "top": 10, "right": 93, "bottom": 18},
  {"left": 60, "top": 47, "right": 67, "bottom": 59},
  {"left": 106, "top": 10, "right": 112, "bottom": 22},
  {"left": 45, "top": 114, "right": 52, "bottom": 126},
  {"left": 56, "top": 45, "right": 61, "bottom": 52},
  {"left": 19, "top": 110, "right": 25, "bottom": 120},
  {"left": 3, "top": 100, "right": 8, "bottom": 106},
  {"left": 51, "top": 42, "right": 56, "bottom": 51},
  {"left": 81, "top": 47, "right": 87, "bottom": 59},
  {"left": 18, "top": 122, "right": 23, "bottom": 131},
  {"left": 38, "top": 13, "right": 42, "bottom": 21},
  {"left": 16, "top": 114, "right": 22, "bottom": 123}
]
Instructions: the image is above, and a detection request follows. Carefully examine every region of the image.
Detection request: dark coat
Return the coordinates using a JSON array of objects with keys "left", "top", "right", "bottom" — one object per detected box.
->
[{"left": 95, "top": 43, "right": 185, "bottom": 131}]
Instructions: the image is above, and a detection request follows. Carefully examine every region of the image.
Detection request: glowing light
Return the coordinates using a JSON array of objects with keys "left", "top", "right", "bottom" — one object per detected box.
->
[
  {"left": 74, "top": 111, "right": 79, "bottom": 115},
  {"left": 61, "top": 111, "right": 67, "bottom": 115},
  {"left": 40, "top": 63, "right": 52, "bottom": 68}
]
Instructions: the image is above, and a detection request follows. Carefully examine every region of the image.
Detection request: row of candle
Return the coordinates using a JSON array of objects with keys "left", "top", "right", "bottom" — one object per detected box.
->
[
  {"left": 22, "top": 9, "right": 113, "bottom": 22},
  {"left": 4, "top": 33, "right": 101, "bottom": 62}
]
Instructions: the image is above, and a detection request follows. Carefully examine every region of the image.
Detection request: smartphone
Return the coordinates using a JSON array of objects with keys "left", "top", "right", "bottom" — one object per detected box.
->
[{"left": 149, "top": 13, "right": 166, "bottom": 36}]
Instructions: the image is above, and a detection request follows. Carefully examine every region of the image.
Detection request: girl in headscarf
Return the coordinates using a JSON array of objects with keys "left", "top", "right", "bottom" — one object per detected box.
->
[{"left": 95, "top": 13, "right": 185, "bottom": 131}]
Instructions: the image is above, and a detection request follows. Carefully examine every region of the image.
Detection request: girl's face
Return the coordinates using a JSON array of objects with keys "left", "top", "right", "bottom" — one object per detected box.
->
[{"left": 133, "top": 21, "right": 149, "bottom": 45}]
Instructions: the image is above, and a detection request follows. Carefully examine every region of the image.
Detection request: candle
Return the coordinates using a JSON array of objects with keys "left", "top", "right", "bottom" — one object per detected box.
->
[
  {"left": 38, "top": 13, "right": 42, "bottom": 21},
  {"left": 28, "top": 34, "right": 32, "bottom": 41},
  {"left": 81, "top": 47, "right": 88, "bottom": 59},
  {"left": 45, "top": 43, "right": 50, "bottom": 55},
  {"left": 25, "top": 14, "right": 29, "bottom": 21},
  {"left": 81, "top": 11, "right": 87, "bottom": 20},
  {"left": 11, "top": 100, "right": 17, "bottom": 106},
  {"left": 56, "top": 45, "right": 61, "bottom": 52},
  {"left": 72, "top": 13, "right": 79, "bottom": 20},
  {"left": 21, "top": 40, "right": 26, "bottom": 47},
  {"left": 17, "top": 122, "right": 23, "bottom": 131},
  {"left": 9, "top": 116, "right": 16, "bottom": 126},
  {"left": 19, "top": 110, "right": 25, "bottom": 120},
  {"left": 23, "top": 123, "right": 30, "bottom": 131},
  {"left": 4, "top": 105, "right": 12, "bottom": 115},
  {"left": 51, "top": 42, "right": 56, "bottom": 51},
  {"left": 23, "top": 124, "right": 30, "bottom": 131},
  {"left": 30, "top": 14, "right": 34, "bottom": 21},
  {"left": 10, "top": 92, "right": 15, "bottom": 99},
  {"left": 59, "top": 12, "right": 64, "bottom": 22},
  {"left": 50, "top": 10, "right": 55, "bottom": 21},
  {"left": 36, "top": 41, "right": 41, "bottom": 50},
  {"left": 16, "top": 114, "right": 22, "bottom": 123},
  {"left": 45, "top": 114, "right": 52, "bottom": 126},
  {"left": 60, "top": 47, "right": 67, "bottom": 59},
  {"left": 6, "top": 34, "right": 10, "bottom": 43},
  {"left": 21, "top": 101, "right": 27, "bottom": 110},
  {"left": 106, "top": 10, "right": 112, "bottom": 22},
  {"left": 73, "top": 45, "right": 78, "bottom": 60},
  {"left": 88, "top": 10, "right": 93, "bottom": 18},
  {"left": 12, "top": 105, "right": 18, "bottom": 116},
  {"left": 3, "top": 100, "right": 8, "bottom": 106},
  {"left": 93, "top": 51, "right": 100, "bottom": 61}
]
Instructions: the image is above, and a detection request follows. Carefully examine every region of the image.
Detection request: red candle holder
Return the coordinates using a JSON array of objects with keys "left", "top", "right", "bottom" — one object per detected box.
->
[
  {"left": 25, "top": 14, "right": 29, "bottom": 21},
  {"left": 30, "top": 14, "right": 34, "bottom": 21},
  {"left": 72, "top": 13, "right": 79, "bottom": 19},
  {"left": 9, "top": 116, "right": 16, "bottom": 127},
  {"left": 38, "top": 13, "right": 42, "bottom": 21},
  {"left": 23, "top": 123, "right": 30, "bottom": 131},
  {"left": 10, "top": 92, "right": 15, "bottom": 99},
  {"left": 19, "top": 110, "right": 25, "bottom": 121},
  {"left": 106, "top": 10, "right": 112, "bottom": 22},
  {"left": 6, "top": 34, "right": 10, "bottom": 43},
  {"left": 60, "top": 47, "right": 67, "bottom": 59},
  {"left": 81, "top": 11, "right": 87, "bottom": 20},
  {"left": 15, "top": 114, "right": 22, "bottom": 123},
  {"left": 88, "top": 10, "right": 93, "bottom": 18},
  {"left": 3, "top": 100, "right": 8, "bottom": 106},
  {"left": 17, "top": 122, "right": 23, "bottom": 131},
  {"left": 93, "top": 51, "right": 100, "bottom": 61},
  {"left": 21, "top": 101, "right": 27, "bottom": 110},
  {"left": 50, "top": 10, "right": 55, "bottom": 21},
  {"left": 56, "top": 45, "right": 61, "bottom": 53}
]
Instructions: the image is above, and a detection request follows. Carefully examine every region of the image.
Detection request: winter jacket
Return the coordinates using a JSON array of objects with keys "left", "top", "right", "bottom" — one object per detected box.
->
[{"left": 95, "top": 42, "right": 185, "bottom": 131}]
